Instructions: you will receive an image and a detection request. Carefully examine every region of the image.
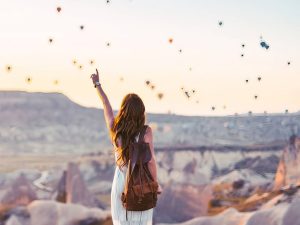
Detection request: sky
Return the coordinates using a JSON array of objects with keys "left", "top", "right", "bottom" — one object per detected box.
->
[{"left": 0, "top": 0, "right": 299, "bottom": 116}]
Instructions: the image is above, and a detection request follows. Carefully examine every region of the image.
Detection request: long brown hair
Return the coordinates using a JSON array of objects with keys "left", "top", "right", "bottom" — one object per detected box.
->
[{"left": 112, "top": 93, "right": 146, "bottom": 169}]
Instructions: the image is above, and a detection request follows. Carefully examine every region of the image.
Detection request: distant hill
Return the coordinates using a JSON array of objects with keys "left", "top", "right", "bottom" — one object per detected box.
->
[{"left": 0, "top": 90, "right": 299, "bottom": 154}]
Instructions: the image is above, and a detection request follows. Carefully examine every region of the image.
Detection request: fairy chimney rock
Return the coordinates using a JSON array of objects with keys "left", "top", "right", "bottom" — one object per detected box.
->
[
  {"left": 65, "top": 162, "right": 98, "bottom": 208},
  {"left": 274, "top": 135, "right": 300, "bottom": 190}
]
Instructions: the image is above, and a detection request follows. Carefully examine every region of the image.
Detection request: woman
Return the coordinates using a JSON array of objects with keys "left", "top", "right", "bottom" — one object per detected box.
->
[{"left": 90, "top": 69, "right": 162, "bottom": 225}]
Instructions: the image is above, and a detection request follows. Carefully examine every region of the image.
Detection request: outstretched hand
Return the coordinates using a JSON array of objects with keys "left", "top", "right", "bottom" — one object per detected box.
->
[{"left": 90, "top": 68, "right": 100, "bottom": 86}]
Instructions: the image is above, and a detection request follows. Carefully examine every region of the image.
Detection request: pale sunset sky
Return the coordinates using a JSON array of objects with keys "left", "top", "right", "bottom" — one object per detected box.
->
[{"left": 0, "top": 0, "right": 299, "bottom": 116}]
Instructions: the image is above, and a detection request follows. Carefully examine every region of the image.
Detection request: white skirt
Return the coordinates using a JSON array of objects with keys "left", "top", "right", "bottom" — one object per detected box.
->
[{"left": 111, "top": 164, "right": 153, "bottom": 225}]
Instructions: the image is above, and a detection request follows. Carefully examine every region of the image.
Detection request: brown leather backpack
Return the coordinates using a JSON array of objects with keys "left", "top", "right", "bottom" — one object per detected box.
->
[{"left": 121, "top": 125, "right": 159, "bottom": 221}]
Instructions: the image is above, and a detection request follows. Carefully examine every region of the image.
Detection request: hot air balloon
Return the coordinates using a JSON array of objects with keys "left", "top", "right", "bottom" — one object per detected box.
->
[
  {"left": 157, "top": 93, "right": 164, "bottom": 100},
  {"left": 260, "top": 41, "right": 270, "bottom": 49},
  {"left": 6, "top": 65, "right": 12, "bottom": 72},
  {"left": 26, "top": 77, "right": 32, "bottom": 84}
]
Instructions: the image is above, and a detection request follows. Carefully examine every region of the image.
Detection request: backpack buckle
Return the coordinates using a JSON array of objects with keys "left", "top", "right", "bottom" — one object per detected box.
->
[{"left": 138, "top": 197, "right": 142, "bottom": 203}]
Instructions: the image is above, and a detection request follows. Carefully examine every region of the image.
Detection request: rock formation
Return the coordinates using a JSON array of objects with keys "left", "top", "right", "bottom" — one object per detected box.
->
[
  {"left": 2, "top": 200, "right": 112, "bottom": 225},
  {"left": 1, "top": 91, "right": 300, "bottom": 155},
  {"left": 154, "top": 182, "right": 212, "bottom": 223},
  {"left": 0, "top": 173, "right": 37, "bottom": 212},
  {"left": 156, "top": 196, "right": 300, "bottom": 225},
  {"left": 52, "top": 162, "right": 104, "bottom": 208},
  {"left": 52, "top": 171, "right": 67, "bottom": 203},
  {"left": 274, "top": 135, "right": 300, "bottom": 190}
]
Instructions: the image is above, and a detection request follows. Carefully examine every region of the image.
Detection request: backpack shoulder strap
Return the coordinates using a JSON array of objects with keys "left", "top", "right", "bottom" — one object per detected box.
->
[
  {"left": 138, "top": 125, "right": 148, "bottom": 143},
  {"left": 127, "top": 125, "right": 148, "bottom": 182}
]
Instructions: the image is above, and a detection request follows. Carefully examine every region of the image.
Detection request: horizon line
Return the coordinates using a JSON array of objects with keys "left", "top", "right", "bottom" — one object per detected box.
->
[{"left": 1, "top": 89, "right": 299, "bottom": 117}]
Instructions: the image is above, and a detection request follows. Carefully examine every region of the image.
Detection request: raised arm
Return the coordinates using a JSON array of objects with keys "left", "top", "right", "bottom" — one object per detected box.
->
[{"left": 90, "top": 68, "right": 114, "bottom": 139}]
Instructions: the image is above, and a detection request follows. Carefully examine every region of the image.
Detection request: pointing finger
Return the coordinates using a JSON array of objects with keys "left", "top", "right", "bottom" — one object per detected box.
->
[{"left": 96, "top": 68, "right": 99, "bottom": 75}]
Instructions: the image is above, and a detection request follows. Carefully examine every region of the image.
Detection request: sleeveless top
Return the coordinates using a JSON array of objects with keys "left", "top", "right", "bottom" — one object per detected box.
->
[{"left": 110, "top": 129, "right": 153, "bottom": 223}]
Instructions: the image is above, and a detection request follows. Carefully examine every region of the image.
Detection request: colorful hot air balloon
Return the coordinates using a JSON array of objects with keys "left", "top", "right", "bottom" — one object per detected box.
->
[{"left": 157, "top": 93, "right": 164, "bottom": 100}]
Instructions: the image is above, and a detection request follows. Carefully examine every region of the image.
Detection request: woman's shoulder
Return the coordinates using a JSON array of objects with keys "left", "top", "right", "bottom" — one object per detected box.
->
[
  {"left": 143, "top": 124, "right": 150, "bottom": 130},
  {"left": 143, "top": 124, "right": 153, "bottom": 142},
  {"left": 144, "top": 124, "right": 152, "bottom": 132}
]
